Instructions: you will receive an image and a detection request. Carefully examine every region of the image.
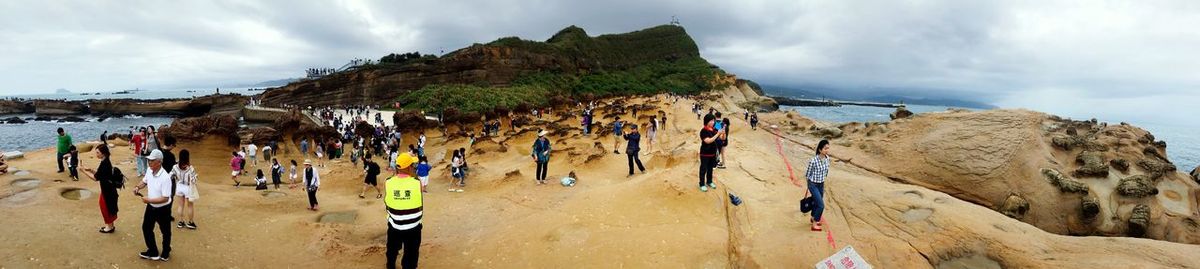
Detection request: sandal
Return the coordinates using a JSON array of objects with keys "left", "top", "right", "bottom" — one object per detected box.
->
[
  {"left": 811, "top": 225, "right": 823, "bottom": 232},
  {"left": 359, "top": 194, "right": 365, "bottom": 199},
  {"left": 376, "top": 194, "right": 383, "bottom": 199},
  {"left": 99, "top": 227, "right": 115, "bottom": 233}
]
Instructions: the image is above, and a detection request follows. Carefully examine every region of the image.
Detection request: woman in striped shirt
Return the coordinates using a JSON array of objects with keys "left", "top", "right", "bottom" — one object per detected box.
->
[{"left": 805, "top": 139, "right": 831, "bottom": 231}]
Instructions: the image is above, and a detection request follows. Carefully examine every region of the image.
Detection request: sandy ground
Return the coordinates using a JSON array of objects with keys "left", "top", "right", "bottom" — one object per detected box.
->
[{"left": 2, "top": 87, "right": 1199, "bottom": 268}]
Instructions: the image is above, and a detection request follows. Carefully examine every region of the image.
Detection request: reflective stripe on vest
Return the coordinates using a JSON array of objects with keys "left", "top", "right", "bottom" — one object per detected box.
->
[{"left": 385, "top": 175, "right": 422, "bottom": 230}]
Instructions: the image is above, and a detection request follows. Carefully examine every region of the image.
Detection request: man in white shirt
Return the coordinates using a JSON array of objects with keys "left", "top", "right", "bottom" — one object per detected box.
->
[
  {"left": 133, "top": 149, "right": 174, "bottom": 262},
  {"left": 247, "top": 143, "right": 258, "bottom": 167}
]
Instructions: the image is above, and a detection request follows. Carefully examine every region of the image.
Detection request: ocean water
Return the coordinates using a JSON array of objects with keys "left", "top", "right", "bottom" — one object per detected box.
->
[
  {"left": 0, "top": 114, "right": 174, "bottom": 153},
  {"left": 0, "top": 88, "right": 257, "bottom": 153},
  {"left": 782, "top": 104, "right": 1199, "bottom": 172},
  {"left": 1, "top": 87, "right": 262, "bottom": 101}
]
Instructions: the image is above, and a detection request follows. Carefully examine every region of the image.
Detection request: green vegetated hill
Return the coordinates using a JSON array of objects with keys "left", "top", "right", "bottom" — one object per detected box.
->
[{"left": 261, "top": 24, "right": 730, "bottom": 120}]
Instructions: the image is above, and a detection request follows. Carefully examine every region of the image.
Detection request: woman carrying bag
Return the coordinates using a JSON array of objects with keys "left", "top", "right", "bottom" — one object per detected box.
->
[{"left": 802, "top": 139, "right": 831, "bottom": 231}]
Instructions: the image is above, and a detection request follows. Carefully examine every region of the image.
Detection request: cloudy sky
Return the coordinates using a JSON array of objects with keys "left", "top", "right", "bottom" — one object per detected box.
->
[{"left": 2, "top": 0, "right": 1198, "bottom": 125}]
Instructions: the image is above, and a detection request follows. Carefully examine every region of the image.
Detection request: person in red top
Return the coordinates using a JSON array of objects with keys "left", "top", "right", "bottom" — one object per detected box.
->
[
  {"left": 132, "top": 128, "right": 146, "bottom": 177},
  {"left": 698, "top": 114, "right": 724, "bottom": 192}
]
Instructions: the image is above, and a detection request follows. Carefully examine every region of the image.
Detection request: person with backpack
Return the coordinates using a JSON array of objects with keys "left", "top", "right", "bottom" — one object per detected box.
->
[
  {"left": 749, "top": 112, "right": 759, "bottom": 130},
  {"left": 360, "top": 154, "right": 382, "bottom": 199},
  {"left": 804, "top": 140, "right": 832, "bottom": 232},
  {"left": 717, "top": 118, "right": 731, "bottom": 169},
  {"left": 133, "top": 149, "right": 174, "bottom": 261},
  {"left": 531, "top": 130, "right": 552, "bottom": 185},
  {"left": 254, "top": 169, "right": 268, "bottom": 190},
  {"left": 172, "top": 150, "right": 199, "bottom": 230},
  {"left": 82, "top": 145, "right": 120, "bottom": 234}
]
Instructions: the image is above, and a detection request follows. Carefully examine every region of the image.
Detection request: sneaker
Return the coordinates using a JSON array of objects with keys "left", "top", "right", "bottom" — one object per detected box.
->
[
  {"left": 157, "top": 252, "right": 170, "bottom": 261},
  {"left": 139, "top": 251, "right": 157, "bottom": 260},
  {"left": 700, "top": 186, "right": 708, "bottom": 192},
  {"left": 708, "top": 183, "right": 717, "bottom": 189},
  {"left": 177, "top": 222, "right": 185, "bottom": 228},
  {"left": 186, "top": 222, "right": 197, "bottom": 229}
]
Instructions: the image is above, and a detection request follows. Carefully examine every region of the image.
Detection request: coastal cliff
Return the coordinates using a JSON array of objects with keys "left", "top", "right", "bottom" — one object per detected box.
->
[{"left": 259, "top": 25, "right": 722, "bottom": 111}]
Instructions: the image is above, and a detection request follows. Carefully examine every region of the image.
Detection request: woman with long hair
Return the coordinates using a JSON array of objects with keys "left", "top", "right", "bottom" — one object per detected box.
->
[
  {"left": 82, "top": 145, "right": 120, "bottom": 233},
  {"left": 173, "top": 150, "right": 199, "bottom": 230},
  {"left": 804, "top": 139, "right": 832, "bottom": 231}
]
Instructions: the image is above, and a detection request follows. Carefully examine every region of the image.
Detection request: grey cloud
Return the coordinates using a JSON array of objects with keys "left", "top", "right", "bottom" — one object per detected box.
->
[{"left": 1, "top": 0, "right": 1197, "bottom": 125}]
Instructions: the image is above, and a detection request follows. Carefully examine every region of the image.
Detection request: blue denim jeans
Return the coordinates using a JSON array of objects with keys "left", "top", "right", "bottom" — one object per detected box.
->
[
  {"left": 807, "top": 181, "right": 826, "bottom": 222},
  {"left": 136, "top": 156, "right": 147, "bottom": 176}
]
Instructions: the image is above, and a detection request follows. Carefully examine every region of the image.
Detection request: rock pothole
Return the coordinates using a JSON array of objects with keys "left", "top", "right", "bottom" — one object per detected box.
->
[
  {"left": 60, "top": 188, "right": 93, "bottom": 200},
  {"left": 935, "top": 254, "right": 1002, "bottom": 269},
  {"left": 10, "top": 178, "right": 41, "bottom": 189},
  {"left": 261, "top": 191, "right": 288, "bottom": 198},
  {"left": 901, "top": 207, "right": 934, "bottom": 223},
  {"left": 317, "top": 210, "right": 358, "bottom": 224}
]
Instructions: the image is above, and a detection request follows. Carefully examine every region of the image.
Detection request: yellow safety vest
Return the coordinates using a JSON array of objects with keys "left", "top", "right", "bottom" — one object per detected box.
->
[{"left": 385, "top": 174, "right": 423, "bottom": 230}]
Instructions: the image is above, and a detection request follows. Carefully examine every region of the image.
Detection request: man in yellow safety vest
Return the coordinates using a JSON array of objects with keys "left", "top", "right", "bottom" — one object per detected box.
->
[{"left": 385, "top": 152, "right": 422, "bottom": 269}]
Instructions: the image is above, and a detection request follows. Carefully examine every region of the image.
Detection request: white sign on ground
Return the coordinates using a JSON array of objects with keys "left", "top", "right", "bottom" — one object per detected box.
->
[{"left": 815, "top": 246, "right": 872, "bottom": 269}]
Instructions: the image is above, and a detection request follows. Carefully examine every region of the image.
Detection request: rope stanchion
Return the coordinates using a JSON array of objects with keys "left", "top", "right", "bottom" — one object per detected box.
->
[{"left": 770, "top": 128, "right": 837, "bottom": 249}]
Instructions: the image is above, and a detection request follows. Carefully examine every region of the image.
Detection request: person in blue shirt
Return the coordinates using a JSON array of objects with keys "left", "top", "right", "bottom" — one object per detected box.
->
[
  {"left": 415, "top": 156, "right": 432, "bottom": 193},
  {"left": 612, "top": 117, "right": 624, "bottom": 154}
]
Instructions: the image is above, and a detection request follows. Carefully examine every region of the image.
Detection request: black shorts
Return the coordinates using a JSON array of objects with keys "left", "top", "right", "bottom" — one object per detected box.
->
[{"left": 365, "top": 176, "right": 378, "bottom": 186}]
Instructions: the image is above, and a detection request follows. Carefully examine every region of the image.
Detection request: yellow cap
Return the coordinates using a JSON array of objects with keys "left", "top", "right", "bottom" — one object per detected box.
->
[{"left": 395, "top": 152, "right": 417, "bottom": 169}]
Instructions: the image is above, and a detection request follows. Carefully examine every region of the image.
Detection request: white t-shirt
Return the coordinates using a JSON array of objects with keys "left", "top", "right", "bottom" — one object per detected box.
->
[
  {"left": 262, "top": 146, "right": 272, "bottom": 155},
  {"left": 143, "top": 167, "right": 174, "bottom": 208},
  {"left": 247, "top": 144, "right": 258, "bottom": 156},
  {"left": 418, "top": 135, "right": 426, "bottom": 148}
]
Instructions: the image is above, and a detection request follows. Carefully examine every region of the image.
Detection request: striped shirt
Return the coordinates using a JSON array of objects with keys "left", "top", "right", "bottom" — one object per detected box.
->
[{"left": 805, "top": 155, "right": 830, "bottom": 183}]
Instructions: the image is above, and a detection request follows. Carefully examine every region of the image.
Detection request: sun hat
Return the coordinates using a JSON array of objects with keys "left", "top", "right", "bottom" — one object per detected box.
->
[
  {"left": 303, "top": 159, "right": 312, "bottom": 165},
  {"left": 538, "top": 130, "right": 548, "bottom": 136}
]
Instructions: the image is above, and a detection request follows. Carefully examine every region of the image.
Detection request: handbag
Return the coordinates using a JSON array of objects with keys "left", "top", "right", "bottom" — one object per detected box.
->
[{"left": 800, "top": 196, "right": 815, "bottom": 213}]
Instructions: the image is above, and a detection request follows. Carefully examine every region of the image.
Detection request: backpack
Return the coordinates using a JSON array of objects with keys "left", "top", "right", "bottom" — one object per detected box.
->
[{"left": 111, "top": 166, "right": 127, "bottom": 189}]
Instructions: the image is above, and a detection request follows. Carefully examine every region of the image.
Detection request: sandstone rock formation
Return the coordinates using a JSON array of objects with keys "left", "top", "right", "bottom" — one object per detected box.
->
[
  {"left": 889, "top": 106, "right": 913, "bottom": 120},
  {"left": 160, "top": 114, "right": 240, "bottom": 146},
  {"left": 827, "top": 109, "right": 1200, "bottom": 243},
  {"left": 33, "top": 100, "right": 88, "bottom": 115},
  {"left": 0, "top": 99, "right": 34, "bottom": 114}
]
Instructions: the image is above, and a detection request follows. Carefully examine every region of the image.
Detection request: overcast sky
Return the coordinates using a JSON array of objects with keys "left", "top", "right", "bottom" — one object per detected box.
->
[{"left": 1, "top": 0, "right": 1198, "bottom": 125}]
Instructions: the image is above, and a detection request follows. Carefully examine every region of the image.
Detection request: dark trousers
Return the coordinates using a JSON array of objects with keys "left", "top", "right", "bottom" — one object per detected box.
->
[
  {"left": 535, "top": 161, "right": 548, "bottom": 181},
  {"left": 387, "top": 225, "right": 422, "bottom": 269},
  {"left": 56, "top": 152, "right": 65, "bottom": 172},
  {"left": 307, "top": 189, "right": 318, "bottom": 208},
  {"left": 141, "top": 204, "right": 172, "bottom": 256},
  {"left": 699, "top": 156, "right": 716, "bottom": 187},
  {"left": 627, "top": 151, "right": 644, "bottom": 174}
]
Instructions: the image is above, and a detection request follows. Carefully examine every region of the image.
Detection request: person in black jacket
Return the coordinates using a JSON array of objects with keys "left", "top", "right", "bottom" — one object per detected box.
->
[
  {"left": 624, "top": 125, "right": 646, "bottom": 176},
  {"left": 82, "top": 145, "right": 119, "bottom": 233}
]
